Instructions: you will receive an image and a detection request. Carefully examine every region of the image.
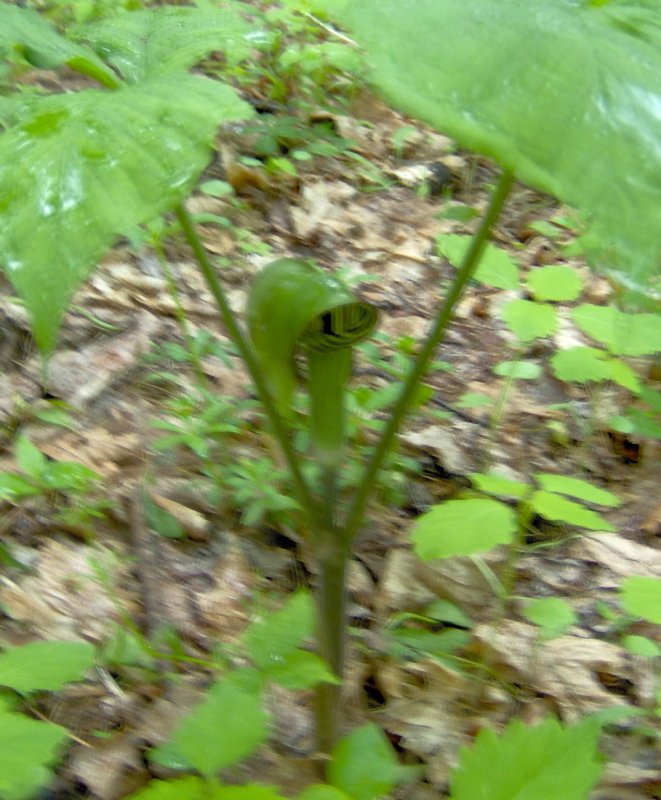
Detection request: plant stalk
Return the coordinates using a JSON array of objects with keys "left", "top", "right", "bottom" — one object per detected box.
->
[
  {"left": 314, "top": 533, "right": 350, "bottom": 756},
  {"left": 344, "top": 169, "right": 515, "bottom": 546},
  {"left": 174, "top": 204, "right": 318, "bottom": 528}
]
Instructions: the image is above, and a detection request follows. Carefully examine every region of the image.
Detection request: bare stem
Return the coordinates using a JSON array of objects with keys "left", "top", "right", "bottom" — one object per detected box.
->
[{"left": 344, "top": 170, "right": 515, "bottom": 546}]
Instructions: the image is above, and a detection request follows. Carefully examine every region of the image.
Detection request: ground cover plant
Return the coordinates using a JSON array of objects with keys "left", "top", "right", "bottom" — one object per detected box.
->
[{"left": 0, "top": 0, "right": 660, "bottom": 798}]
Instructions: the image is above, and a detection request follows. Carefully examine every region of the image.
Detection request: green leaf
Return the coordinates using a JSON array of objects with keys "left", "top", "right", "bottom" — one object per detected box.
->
[
  {"left": 571, "top": 304, "right": 661, "bottom": 356},
  {"left": 622, "top": 635, "right": 661, "bottom": 658},
  {"left": 606, "top": 357, "right": 641, "bottom": 393},
  {"left": 550, "top": 347, "right": 611, "bottom": 384},
  {"left": 470, "top": 472, "right": 531, "bottom": 500},
  {"left": 126, "top": 777, "right": 288, "bottom": 800},
  {"left": 456, "top": 391, "right": 492, "bottom": 410},
  {"left": 388, "top": 627, "right": 471, "bottom": 664},
  {"left": 298, "top": 786, "right": 353, "bottom": 800},
  {"left": 243, "top": 591, "right": 315, "bottom": 672},
  {"left": 144, "top": 496, "right": 185, "bottom": 540},
  {"left": 425, "top": 599, "right": 473, "bottom": 629},
  {"left": 326, "top": 0, "right": 661, "bottom": 294},
  {"left": 267, "top": 651, "right": 340, "bottom": 690},
  {"left": 79, "top": 6, "right": 255, "bottom": 83},
  {"left": 0, "top": 641, "right": 95, "bottom": 694},
  {"left": 0, "top": 710, "right": 68, "bottom": 800},
  {"left": 172, "top": 679, "right": 268, "bottom": 778},
  {"left": 14, "top": 435, "right": 46, "bottom": 480},
  {"left": 522, "top": 598, "right": 577, "bottom": 639},
  {"left": 0, "top": 75, "right": 253, "bottom": 353},
  {"left": 121, "top": 777, "right": 207, "bottom": 800},
  {"left": 329, "top": 724, "right": 420, "bottom": 800},
  {"left": 411, "top": 498, "right": 517, "bottom": 560},
  {"left": 530, "top": 490, "right": 616, "bottom": 532},
  {"left": 620, "top": 576, "right": 661, "bottom": 624},
  {"left": 0, "top": 472, "right": 39, "bottom": 502},
  {"left": 449, "top": 717, "right": 603, "bottom": 800},
  {"left": 493, "top": 360, "right": 542, "bottom": 380},
  {"left": 436, "top": 234, "right": 518, "bottom": 290},
  {"left": 527, "top": 265, "right": 583, "bottom": 302},
  {"left": 534, "top": 474, "right": 620, "bottom": 507},
  {"left": 502, "top": 299, "right": 557, "bottom": 342},
  {"left": 0, "top": 4, "right": 119, "bottom": 88}
]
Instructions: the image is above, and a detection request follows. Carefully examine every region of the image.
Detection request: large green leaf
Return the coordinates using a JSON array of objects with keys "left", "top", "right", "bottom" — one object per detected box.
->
[
  {"left": 0, "top": 640, "right": 95, "bottom": 694},
  {"left": 0, "top": 4, "right": 119, "bottom": 87},
  {"left": 171, "top": 679, "right": 268, "bottom": 778},
  {"left": 323, "top": 0, "right": 661, "bottom": 296},
  {"left": 0, "top": 75, "right": 253, "bottom": 352},
  {"left": 449, "top": 717, "right": 602, "bottom": 800},
  {"left": 0, "top": 711, "right": 68, "bottom": 800},
  {"left": 78, "top": 6, "right": 258, "bottom": 83}
]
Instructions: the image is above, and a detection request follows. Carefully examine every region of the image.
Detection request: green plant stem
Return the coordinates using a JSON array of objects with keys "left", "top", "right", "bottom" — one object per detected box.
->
[
  {"left": 174, "top": 204, "right": 317, "bottom": 528},
  {"left": 315, "top": 534, "right": 350, "bottom": 757},
  {"left": 344, "top": 169, "right": 515, "bottom": 546},
  {"left": 307, "top": 346, "right": 352, "bottom": 526}
]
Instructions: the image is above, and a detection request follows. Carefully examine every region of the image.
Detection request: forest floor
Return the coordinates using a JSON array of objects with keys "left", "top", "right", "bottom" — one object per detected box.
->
[{"left": 0, "top": 22, "right": 660, "bottom": 800}]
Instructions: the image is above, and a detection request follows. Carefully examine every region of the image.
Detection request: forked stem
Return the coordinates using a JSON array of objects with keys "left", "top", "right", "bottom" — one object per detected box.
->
[{"left": 176, "top": 170, "right": 515, "bottom": 759}]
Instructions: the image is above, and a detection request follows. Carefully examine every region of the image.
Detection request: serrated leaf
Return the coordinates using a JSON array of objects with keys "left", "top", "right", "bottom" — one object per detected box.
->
[
  {"left": 329, "top": 723, "right": 420, "bottom": 800},
  {"left": 243, "top": 591, "right": 315, "bottom": 671},
  {"left": 522, "top": 597, "right": 577, "bottom": 638},
  {"left": 620, "top": 576, "right": 661, "bottom": 624},
  {"left": 606, "top": 357, "right": 641, "bottom": 393},
  {"left": 530, "top": 490, "right": 616, "bottom": 532},
  {"left": 550, "top": 347, "right": 611, "bottom": 384},
  {"left": 0, "top": 75, "right": 253, "bottom": 353},
  {"left": 411, "top": 498, "right": 517, "bottom": 560},
  {"left": 527, "top": 265, "right": 583, "bottom": 302},
  {"left": 502, "top": 299, "right": 557, "bottom": 342},
  {"left": 79, "top": 6, "right": 255, "bottom": 83},
  {"left": 449, "top": 717, "right": 603, "bottom": 800},
  {"left": 534, "top": 474, "right": 620, "bottom": 507},
  {"left": 267, "top": 651, "right": 340, "bottom": 690},
  {"left": 0, "top": 4, "right": 119, "bottom": 88},
  {"left": 172, "top": 679, "right": 268, "bottom": 778},
  {"left": 436, "top": 234, "right": 519, "bottom": 290},
  {"left": 0, "top": 641, "right": 95, "bottom": 694},
  {"left": 572, "top": 304, "right": 661, "bottom": 356},
  {"left": 0, "top": 710, "right": 68, "bottom": 800},
  {"left": 470, "top": 472, "right": 531, "bottom": 500},
  {"left": 324, "top": 0, "right": 661, "bottom": 295}
]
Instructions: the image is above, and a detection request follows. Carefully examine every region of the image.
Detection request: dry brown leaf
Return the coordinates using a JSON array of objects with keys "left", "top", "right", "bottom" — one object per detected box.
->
[
  {"left": 0, "top": 539, "right": 133, "bottom": 642},
  {"left": 473, "top": 620, "right": 640, "bottom": 719}
]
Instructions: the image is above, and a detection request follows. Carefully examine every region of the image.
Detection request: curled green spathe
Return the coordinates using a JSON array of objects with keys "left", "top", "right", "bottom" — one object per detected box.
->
[{"left": 246, "top": 258, "right": 378, "bottom": 411}]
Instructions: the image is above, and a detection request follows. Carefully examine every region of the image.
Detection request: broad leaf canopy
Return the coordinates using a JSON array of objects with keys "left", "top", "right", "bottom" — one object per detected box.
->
[
  {"left": 322, "top": 0, "right": 661, "bottom": 298},
  {"left": 0, "top": 4, "right": 119, "bottom": 87},
  {"left": 0, "top": 76, "right": 253, "bottom": 352},
  {"left": 78, "top": 6, "right": 258, "bottom": 83}
]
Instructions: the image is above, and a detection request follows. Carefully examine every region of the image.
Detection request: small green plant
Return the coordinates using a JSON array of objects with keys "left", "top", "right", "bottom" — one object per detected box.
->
[
  {"left": 0, "top": 434, "right": 110, "bottom": 534},
  {"left": 411, "top": 471, "right": 620, "bottom": 565}
]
